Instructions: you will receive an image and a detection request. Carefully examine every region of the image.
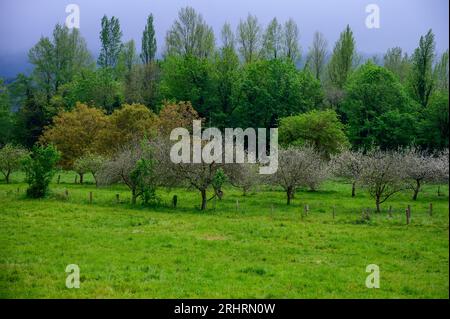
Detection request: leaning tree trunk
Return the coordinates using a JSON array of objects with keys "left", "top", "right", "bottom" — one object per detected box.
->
[
  {"left": 131, "top": 189, "right": 137, "bottom": 205},
  {"left": 200, "top": 189, "right": 207, "bottom": 210},
  {"left": 5, "top": 171, "right": 10, "bottom": 184},
  {"left": 412, "top": 179, "right": 421, "bottom": 201},
  {"left": 375, "top": 196, "right": 381, "bottom": 213},
  {"left": 351, "top": 181, "right": 356, "bottom": 197},
  {"left": 286, "top": 186, "right": 294, "bottom": 205}
]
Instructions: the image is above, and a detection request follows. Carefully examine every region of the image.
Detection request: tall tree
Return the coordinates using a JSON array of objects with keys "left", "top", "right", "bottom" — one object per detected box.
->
[
  {"left": 282, "top": 18, "right": 300, "bottom": 62},
  {"left": 327, "top": 25, "right": 356, "bottom": 89},
  {"left": 383, "top": 47, "right": 411, "bottom": 83},
  {"left": 28, "top": 24, "right": 92, "bottom": 102},
  {"left": 98, "top": 15, "right": 123, "bottom": 68},
  {"left": 408, "top": 29, "right": 435, "bottom": 108},
  {"left": 165, "top": 7, "right": 215, "bottom": 58},
  {"left": 434, "top": 49, "right": 449, "bottom": 92},
  {"left": 306, "top": 31, "right": 327, "bottom": 80},
  {"left": 118, "top": 40, "right": 138, "bottom": 74},
  {"left": 261, "top": 18, "right": 282, "bottom": 59},
  {"left": 141, "top": 14, "right": 157, "bottom": 64},
  {"left": 221, "top": 22, "right": 235, "bottom": 51},
  {"left": 237, "top": 14, "right": 261, "bottom": 63}
]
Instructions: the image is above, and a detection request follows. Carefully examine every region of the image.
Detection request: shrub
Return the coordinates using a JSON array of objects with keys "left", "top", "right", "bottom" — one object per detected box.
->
[{"left": 22, "top": 145, "right": 60, "bottom": 198}]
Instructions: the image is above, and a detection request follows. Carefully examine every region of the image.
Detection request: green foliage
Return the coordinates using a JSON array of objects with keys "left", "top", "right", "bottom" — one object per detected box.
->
[
  {"left": 160, "top": 55, "right": 218, "bottom": 119},
  {"left": 130, "top": 143, "right": 158, "bottom": 205},
  {"left": 212, "top": 168, "right": 227, "bottom": 199},
  {"left": 64, "top": 68, "right": 124, "bottom": 113},
  {"left": 327, "top": 25, "right": 356, "bottom": 89},
  {"left": 0, "top": 79, "right": 14, "bottom": 146},
  {"left": 0, "top": 144, "right": 28, "bottom": 183},
  {"left": 279, "top": 109, "right": 350, "bottom": 158},
  {"left": 408, "top": 29, "right": 435, "bottom": 108},
  {"left": 141, "top": 14, "right": 157, "bottom": 64},
  {"left": 235, "top": 59, "right": 324, "bottom": 128},
  {"left": 417, "top": 91, "right": 449, "bottom": 149},
  {"left": 73, "top": 153, "right": 106, "bottom": 186},
  {"left": 22, "top": 144, "right": 60, "bottom": 198},
  {"left": 342, "top": 62, "right": 418, "bottom": 150},
  {"left": 98, "top": 15, "right": 123, "bottom": 68}
]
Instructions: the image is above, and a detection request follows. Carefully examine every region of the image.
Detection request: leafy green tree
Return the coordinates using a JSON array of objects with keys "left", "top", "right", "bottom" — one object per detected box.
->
[
  {"left": 98, "top": 15, "right": 123, "bottom": 68},
  {"left": 0, "top": 144, "right": 29, "bottom": 183},
  {"left": 64, "top": 68, "right": 124, "bottom": 113},
  {"left": 327, "top": 25, "right": 356, "bottom": 89},
  {"left": 237, "top": 14, "right": 261, "bottom": 63},
  {"left": 279, "top": 110, "right": 349, "bottom": 158},
  {"left": 261, "top": 18, "right": 282, "bottom": 59},
  {"left": 417, "top": 91, "right": 449, "bottom": 149},
  {"left": 235, "top": 59, "right": 324, "bottom": 128},
  {"left": 282, "top": 18, "right": 300, "bottom": 62},
  {"left": 22, "top": 144, "right": 60, "bottom": 198},
  {"left": 212, "top": 43, "right": 240, "bottom": 128},
  {"left": 434, "top": 49, "right": 449, "bottom": 92},
  {"left": 221, "top": 22, "right": 235, "bottom": 51},
  {"left": 159, "top": 55, "right": 217, "bottom": 119},
  {"left": 341, "top": 62, "right": 418, "bottom": 150},
  {"left": 117, "top": 40, "right": 138, "bottom": 75},
  {"left": 165, "top": 7, "right": 215, "bottom": 58},
  {"left": 28, "top": 24, "right": 92, "bottom": 102},
  {"left": 0, "top": 79, "right": 14, "bottom": 146},
  {"left": 73, "top": 153, "right": 106, "bottom": 186},
  {"left": 383, "top": 47, "right": 411, "bottom": 83},
  {"left": 305, "top": 31, "right": 327, "bottom": 80},
  {"left": 408, "top": 29, "right": 435, "bottom": 108},
  {"left": 141, "top": 14, "right": 157, "bottom": 64}
]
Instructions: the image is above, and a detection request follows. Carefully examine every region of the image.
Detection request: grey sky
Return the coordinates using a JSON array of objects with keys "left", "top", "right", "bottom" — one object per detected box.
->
[{"left": 0, "top": 0, "right": 448, "bottom": 57}]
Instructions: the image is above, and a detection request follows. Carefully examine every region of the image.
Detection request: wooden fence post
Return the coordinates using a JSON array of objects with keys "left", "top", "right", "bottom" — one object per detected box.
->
[
  {"left": 89, "top": 191, "right": 93, "bottom": 204},
  {"left": 116, "top": 194, "right": 120, "bottom": 203},
  {"left": 304, "top": 204, "right": 309, "bottom": 216},
  {"left": 429, "top": 203, "right": 433, "bottom": 216},
  {"left": 172, "top": 195, "right": 178, "bottom": 208},
  {"left": 57, "top": 175, "right": 60, "bottom": 184},
  {"left": 236, "top": 199, "right": 239, "bottom": 211},
  {"left": 406, "top": 205, "right": 411, "bottom": 225}
]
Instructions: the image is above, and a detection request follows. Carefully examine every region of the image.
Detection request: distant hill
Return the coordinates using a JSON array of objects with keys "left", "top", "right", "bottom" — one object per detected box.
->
[{"left": 0, "top": 52, "right": 32, "bottom": 80}]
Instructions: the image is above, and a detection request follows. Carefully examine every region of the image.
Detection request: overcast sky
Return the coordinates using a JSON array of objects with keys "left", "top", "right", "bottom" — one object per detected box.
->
[{"left": 0, "top": 0, "right": 448, "bottom": 57}]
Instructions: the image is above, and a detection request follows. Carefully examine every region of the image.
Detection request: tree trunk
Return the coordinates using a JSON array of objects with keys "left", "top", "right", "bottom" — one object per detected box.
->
[
  {"left": 351, "top": 181, "right": 356, "bottom": 197},
  {"left": 5, "top": 171, "right": 10, "bottom": 184},
  {"left": 412, "top": 179, "right": 420, "bottom": 200},
  {"left": 200, "top": 189, "right": 207, "bottom": 210},
  {"left": 286, "top": 186, "right": 293, "bottom": 205},
  {"left": 131, "top": 189, "right": 137, "bottom": 205},
  {"left": 79, "top": 173, "right": 84, "bottom": 185},
  {"left": 375, "top": 196, "right": 381, "bottom": 213}
]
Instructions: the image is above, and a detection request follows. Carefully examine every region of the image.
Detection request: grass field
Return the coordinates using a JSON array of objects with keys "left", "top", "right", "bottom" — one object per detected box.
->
[{"left": 0, "top": 171, "right": 448, "bottom": 298}]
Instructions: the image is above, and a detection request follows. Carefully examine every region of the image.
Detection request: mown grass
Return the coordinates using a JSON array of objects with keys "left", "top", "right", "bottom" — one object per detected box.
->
[{"left": 0, "top": 171, "right": 448, "bottom": 298}]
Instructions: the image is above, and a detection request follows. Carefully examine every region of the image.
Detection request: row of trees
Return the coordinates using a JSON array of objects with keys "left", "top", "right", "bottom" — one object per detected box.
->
[
  {"left": 0, "top": 7, "right": 448, "bottom": 152},
  {"left": 2, "top": 138, "right": 447, "bottom": 212}
]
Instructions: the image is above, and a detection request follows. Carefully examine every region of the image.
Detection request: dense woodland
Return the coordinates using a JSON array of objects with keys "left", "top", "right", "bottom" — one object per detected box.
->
[{"left": 0, "top": 7, "right": 448, "bottom": 210}]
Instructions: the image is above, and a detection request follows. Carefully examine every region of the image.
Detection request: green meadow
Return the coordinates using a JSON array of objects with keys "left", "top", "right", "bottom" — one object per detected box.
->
[{"left": 0, "top": 171, "right": 448, "bottom": 298}]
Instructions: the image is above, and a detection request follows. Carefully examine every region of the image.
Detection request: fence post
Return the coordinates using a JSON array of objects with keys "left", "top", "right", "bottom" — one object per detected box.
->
[
  {"left": 388, "top": 206, "right": 393, "bottom": 218},
  {"left": 304, "top": 204, "right": 309, "bottom": 216},
  {"left": 172, "top": 195, "right": 177, "bottom": 208},
  {"left": 116, "top": 194, "right": 120, "bottom": 203},
  {"left": 332, "top": 206, "right": 335, "bottom": 219},
  {"left": 89, "top": 191, "right": 93, "bottom": 204},
  {"left": 406, "top": 205, "right": 411, "bottom": 225},
  {"left": 429, "top": 203, "right": 432, "bottom": 216},
  {"left": 57, "top": 175, "right": 60, "bottom": 184},
  {"left": 236, "top": 199, "right": 239, "bottom": 211},
  {"left": 65, "top": 189, "right": 69, "bottom": 200}
]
